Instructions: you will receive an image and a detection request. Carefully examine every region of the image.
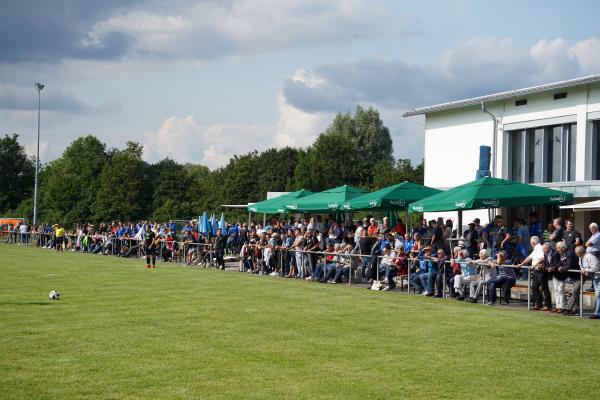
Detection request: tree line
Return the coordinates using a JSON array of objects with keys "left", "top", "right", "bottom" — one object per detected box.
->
[{"left": 0, "top": 106, "right": 423, "bottom": 226}]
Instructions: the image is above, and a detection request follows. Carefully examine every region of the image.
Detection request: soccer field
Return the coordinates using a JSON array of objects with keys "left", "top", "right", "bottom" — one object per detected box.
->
[{"left": 1, "top": 244, "right": 599, "bottom": 399}]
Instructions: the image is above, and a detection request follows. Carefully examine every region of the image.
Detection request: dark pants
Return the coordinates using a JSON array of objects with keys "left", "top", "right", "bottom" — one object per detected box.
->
[
  {"left": 489, "top": 276, "right": 516, "bottom": 303},
  {"left": 532, "top": 271, "right": 551, "bottom": 307},
  {"left": 566, "top": 277, "right": 585, "bottom": 312},
  {"left": 384, "top": 266, "right": 398, "bottom": 289},
  {"left": 216, "top": 249, "right": 224, "bottom": 268},
  {"left": 435, "top": 269, "right": 454, "bottom": 296}
]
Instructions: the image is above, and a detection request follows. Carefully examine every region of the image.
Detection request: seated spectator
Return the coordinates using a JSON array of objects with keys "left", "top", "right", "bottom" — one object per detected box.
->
[
  {"left": 377, "top": 244, "right": 394, "bottom": 289},
  {"left": 306, "top": 243, "right": 335, "bottom": 281},
  {"left": 468, "top": 249, "right": 495, "bottom": 303},
  {"left": 410, "top": 247, "right": 432, "bottom": 294},
  {"left": 329, "top": 244, "right": 352, "bottom": 284},
  {"left": 453, "top": 250, "right": 480, "bottom": 301},
  {"left": 488, "top": 251, "right": 516, "bottom": 305}
]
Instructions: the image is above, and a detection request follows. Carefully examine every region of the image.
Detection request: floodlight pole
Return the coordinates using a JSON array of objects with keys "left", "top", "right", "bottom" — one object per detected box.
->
[{"left": 33, "top": 83, "right": 44, "bottom": 225}]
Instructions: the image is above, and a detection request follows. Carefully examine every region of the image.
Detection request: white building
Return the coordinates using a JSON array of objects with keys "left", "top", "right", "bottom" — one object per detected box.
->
[{"left": 403, "top": 74, "right": 600, "bottom": 233}]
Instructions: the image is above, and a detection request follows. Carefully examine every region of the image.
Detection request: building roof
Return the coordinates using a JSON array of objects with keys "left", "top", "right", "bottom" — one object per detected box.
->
[{"left": 402, "top": 74, "right": 600, "bottom": 117}]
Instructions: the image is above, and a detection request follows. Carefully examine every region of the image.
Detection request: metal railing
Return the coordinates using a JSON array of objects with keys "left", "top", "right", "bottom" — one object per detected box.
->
[{"left": 3, "top": 232, "right": 597, "bottom": 318}]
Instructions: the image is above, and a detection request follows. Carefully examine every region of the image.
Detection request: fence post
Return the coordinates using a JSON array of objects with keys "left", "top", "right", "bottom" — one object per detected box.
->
[
  {"left": 443, "top": 261, "right": 446, "bottom": 299},
  {"left": 279, "top": 250, "right": 283, "bottom": 277},
  {"left": 580, "top": 269, "right": 584, "bottom": 318},
  {"left": 527, "top": 266, "right": 531, "bottom": 311}
]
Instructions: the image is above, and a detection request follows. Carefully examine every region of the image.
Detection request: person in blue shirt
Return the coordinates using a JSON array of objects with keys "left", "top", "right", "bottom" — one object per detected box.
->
[
  {"left": 528, "top": 212, "right": 543, "bottom": 239},
  {"left": 410, "top": 247, "right": 432, "bottom": 294},
  {"left": 412, "top": 219, "right": 428, "bottom": 238},
  {"left": 402, "top": 233, "right": 414, "bottom": 253},
  {"left": 420, "top": 248, "right": 446, "bottom": 296},
  {"left": 168, "top": 220, "right": 177, "bottom": 234}
]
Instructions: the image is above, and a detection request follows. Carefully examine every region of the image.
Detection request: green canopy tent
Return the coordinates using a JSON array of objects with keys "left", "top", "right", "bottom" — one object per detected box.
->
[
  {"left": 342, "top": 181, "right": 442, "bottom": 211},
  {"left": 408, "top": 177, "right": 573, "bottom": 235},
  {"left": 286, "top": 185, "right": 368, "bottom": 213},
  {"left": 247, "top": 189, "right": 314, "bottom": 214}
]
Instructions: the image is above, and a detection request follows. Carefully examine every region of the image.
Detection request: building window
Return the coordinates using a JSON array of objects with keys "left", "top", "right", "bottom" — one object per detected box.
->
[
  {"left": 553, "top": 92, "right": 567, "bottom": 100},
  {"left": 593, "top": 121, "right": 600, "bottom": 180},
  {"left": 506, "top": 123, "right": 576, "bottom": 183},
  {"left": 515, "top": 99, "right": 527, "bottom": 106}
]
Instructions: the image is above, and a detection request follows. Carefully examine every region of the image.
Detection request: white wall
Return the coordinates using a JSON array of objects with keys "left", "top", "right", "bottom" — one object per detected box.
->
[
  {"left": 424, "top": 84, "right": 600, "bottom": 188},
  {"left": 421, "top": 83, "right": 600, "bottom": 227}
]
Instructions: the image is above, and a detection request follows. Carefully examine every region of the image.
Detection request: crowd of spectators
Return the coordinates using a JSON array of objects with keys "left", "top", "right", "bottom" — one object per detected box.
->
[{"left": 3, "top": 212, "right": 600, "bottom": 318}]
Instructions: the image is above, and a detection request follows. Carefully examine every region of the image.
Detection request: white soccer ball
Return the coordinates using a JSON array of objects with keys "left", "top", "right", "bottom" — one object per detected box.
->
[{"left": 49, "top": 290, "right": 61, "bottom": 300}]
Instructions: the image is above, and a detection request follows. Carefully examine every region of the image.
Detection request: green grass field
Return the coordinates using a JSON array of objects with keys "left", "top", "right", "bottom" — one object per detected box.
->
[{"left": 1, "top": 244, "right": 599, "bottom": 399}]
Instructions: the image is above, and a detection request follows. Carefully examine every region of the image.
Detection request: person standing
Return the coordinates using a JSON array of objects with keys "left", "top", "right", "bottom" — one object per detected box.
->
[
  {"left": 143, "top": 223, "right": 159, "bottom": 268},
  {"left": 516, "top": 236, "right": 545, "bottom": 310},
  {"left": 548, "top": 218, "right": 564, "bottom": 250},
  {"left": 214, "top": 228, "right": 227, "bottom": 270},
  {"left": 52, "top": 223, "right": 65, "bottom": 252},
  {"left": 563, "top": 219, "right": 582, "bottom": 258},
  {"left": 550, "top": 242, "right": 571, "bottom": 314}
]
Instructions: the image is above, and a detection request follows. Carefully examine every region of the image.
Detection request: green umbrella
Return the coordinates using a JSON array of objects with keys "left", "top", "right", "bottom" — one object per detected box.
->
[
  {"left": 286, "top": 185, "right": 367, "bottom": 213},
  {"left": 408, "top": 177, "right": 573, "bottom": 213},
  {"left": 342, "top": 181, "right": 442, "bottom": 211},
  {"left": 247, "top": 189, "right": 313, "bottom": 214}
]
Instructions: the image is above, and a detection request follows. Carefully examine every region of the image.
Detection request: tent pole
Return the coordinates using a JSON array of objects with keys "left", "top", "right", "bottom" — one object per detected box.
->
[{"left": 458, "top": 210, "right": 463, "bottom": 237}]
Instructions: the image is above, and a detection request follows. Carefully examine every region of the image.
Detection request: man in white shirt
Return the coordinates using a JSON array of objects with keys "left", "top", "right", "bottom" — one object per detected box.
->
[{"left": 517, "top": 236, "right": 544, "bottom": 270}]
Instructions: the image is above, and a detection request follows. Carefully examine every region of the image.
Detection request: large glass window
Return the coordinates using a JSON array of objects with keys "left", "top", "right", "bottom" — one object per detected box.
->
[
  {"left": 507, "top": 123, "right": 576, "bottom": 183},
  {"left": 509, "top": 130, "right": 523, "bottom": 181},
  {"left": 529, "top": 128, "right": 544, "bottom": 183},
  {"left": 567, "top": 124, "right": 576, "bottom": 181},
  {"left": 593, "top": 121, "right": 600, "bottom": 180}
]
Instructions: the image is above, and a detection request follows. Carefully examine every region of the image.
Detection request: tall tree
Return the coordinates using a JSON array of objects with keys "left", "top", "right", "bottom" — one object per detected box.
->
[
  {"left": 298, "top": 105, "right": 394, "bottom": 190},
  {"left": 92, "top": 141, "right": 151, "bottom": 222},
  {"left": 150, "top": 158, "right": 194, "bottom": 221},
  {"left": 0, "top": 134, "right": 34, "bottom": 214},
  {"left": 41, "top": 135, "right": 108, "bottom": 224},
  {"left": 294, "top": 132, "right": 359, "bottom": 191}
]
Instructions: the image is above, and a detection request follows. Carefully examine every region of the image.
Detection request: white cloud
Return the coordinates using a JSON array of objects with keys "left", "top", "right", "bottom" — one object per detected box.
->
[
  {"left": 81, "top": 0, "right": 418, "bottom": 61},
  {"left": 24, "top": 140, "right": 49, "bottom": 161},
  {"left": 142, "top": 93, "right": 333, "bottom": 169},
  {"left": 142, "top": 115, "right": 276, "bottom": 169},
  {"left": 274, "top": 91, "right": 329, "bottom": 148},
  {"left": 284, "top": 36, "right": 600, "bottom": 115},
  {"left": 569, "top": 37, "right": 600, "bottom": 74},
  {"left": 281, "top": 36, "right": 600, "bottom": 162}
]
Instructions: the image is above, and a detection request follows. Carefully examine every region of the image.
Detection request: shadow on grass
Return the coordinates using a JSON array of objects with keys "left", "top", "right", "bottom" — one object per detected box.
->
[{"left": 0, "top": 301, "right": 56, "bottom": 306}]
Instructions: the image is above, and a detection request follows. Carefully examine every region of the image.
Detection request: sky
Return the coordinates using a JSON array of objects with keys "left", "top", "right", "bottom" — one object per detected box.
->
[{"left": 2, "top": 0, "right": 600, "bottom": 169}]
